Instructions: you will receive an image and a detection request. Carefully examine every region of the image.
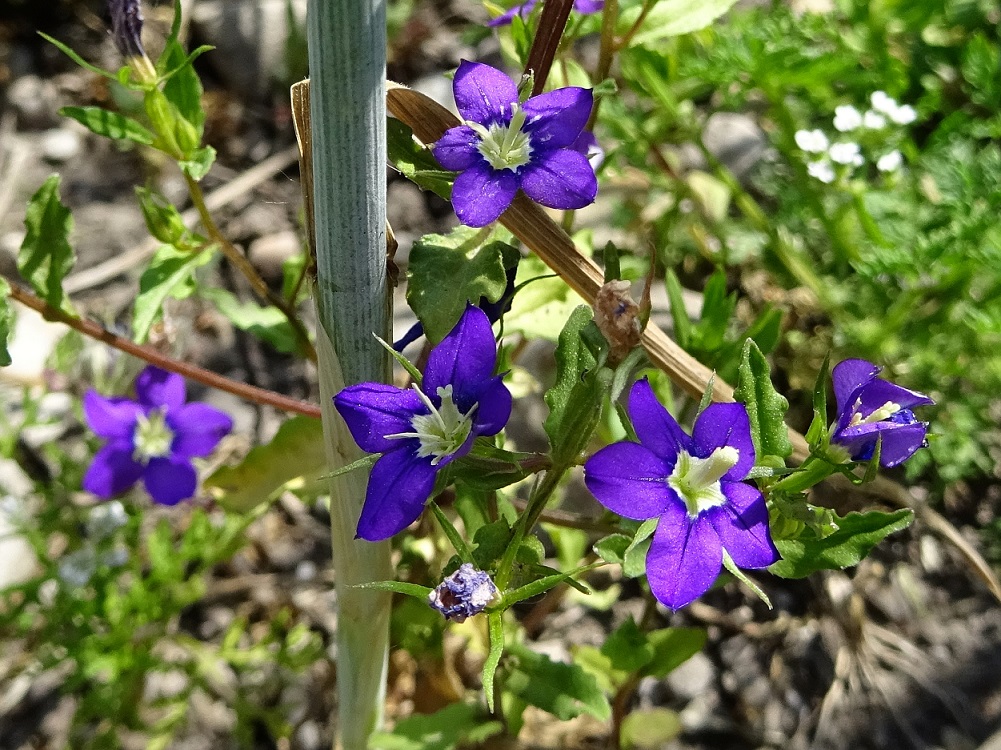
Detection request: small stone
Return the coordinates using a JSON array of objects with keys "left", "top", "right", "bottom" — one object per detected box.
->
[
  {"left": 248, "top": 229, "right": 302, "bottom": 282},
  {"left": 295, "top": 720, "right": 324, "bottom": 750},
  {"left": 702, "top": 112, "right": 768, "bottom": 181},
  {"left": 42, "top": 128, "right": 83, "bottom": 163},
  {"left": 6, "top": 75, "right": 60, "bottom": 129},
  {"left": 666, "top": 651, "right": 715, "bottom": 700}
]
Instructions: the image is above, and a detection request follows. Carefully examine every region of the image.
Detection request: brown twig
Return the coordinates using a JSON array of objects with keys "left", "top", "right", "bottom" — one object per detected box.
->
[
  {"left": 5, "top": 278, "right": 321, "bottom": 419},
  {"left": 523, "top": 0, "right": 575, "bottom": 94}
]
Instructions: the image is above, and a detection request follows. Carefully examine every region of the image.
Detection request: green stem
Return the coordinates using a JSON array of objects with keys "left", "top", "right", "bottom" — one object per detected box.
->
[
  {"left": 495, "top": 468, "right": 566, "bottom": 590},
  {"left": 306, "top": 0, "right": 394, "bottom": 746}
]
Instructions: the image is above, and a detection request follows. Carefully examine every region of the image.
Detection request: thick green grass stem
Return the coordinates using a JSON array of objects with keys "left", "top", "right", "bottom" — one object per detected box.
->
[{"left": 306, "top": 0, "right": 394, "bottom": 748}]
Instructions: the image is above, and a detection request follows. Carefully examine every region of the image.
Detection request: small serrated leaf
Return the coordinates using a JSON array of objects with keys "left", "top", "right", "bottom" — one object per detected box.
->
[
  {"left": 18, "top": 175, "right": 75, "bottom": 313},
  {"left": 133, "top": 245, "right": 212, "bottom": 342},
  {"left": 734, "top": 339, "right": 793, "bottom": 460}
]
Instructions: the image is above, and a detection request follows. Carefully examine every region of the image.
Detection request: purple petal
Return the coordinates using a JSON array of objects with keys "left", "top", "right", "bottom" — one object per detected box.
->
[
  {"left": 646, "top": 506, "right": 722, "bottom": 610},
  {"left": 423, "top": 305, "right": 498, "bottom": 411},
  {"left": 486, "top": 0, "right": 536, "bottom": 26},
  {"left": 334, "top": 383, "right": 426, "bottom": 454},
  {"left": 134, "top": 366, "right": 186, "bottom": 411},
  {"left": 83, "top": 443, "right": 144, "bottom": 498},
  {"left": 143, "top": 456, "right": 197, "bottom": 505},
  {"left": 166, "top": 402, "right": 234, "bottom": 458},
  {"left": 584, "top": 442, "right": 674, "bottom": 521},
  {"left": 433, "top": 125, "right": 482, "bottom": 171},
  {"left": 520, "top": 148, "right": 597, "bottom": 210},
  {"left": 452, "top": 60, "right": 518, "bottom": 125},
  {"left": 356, "top": 449, "right": 438, "bottom": 540},
  {"left": 573, "top": 0, "right": 603, "bottom": 12},
  {"left": 451, "top": 163, "right": 517, "bottom": 227},
  {"left": 707, "top": 481, "right": 778, "bottom": 569},
  {"left": 834, "top": 420, "right": 928, "bottom": 467},
  {"left": 523, "top": 88, "right": 593, "bottom": 149},
  {"left": 841, "top": 379, "right": 934, "bottom": 433},
  {"left": 691, "top": 402, "right": 755, "bottom": 480},
  {"left": 471, "top": 375, "right": 513, "bottom": 437},
  {"left": 627, "top": 379, "right": 690, "bottom": 463},
  {"left": 832, "top": 359, "right": 880, "bottom": 418},
  {"left": 83, "top": 391, "right": 141, "bottom": 440}
]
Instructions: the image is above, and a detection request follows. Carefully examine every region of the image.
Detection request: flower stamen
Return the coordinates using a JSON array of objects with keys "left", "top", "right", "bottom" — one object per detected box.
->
[
  {"left": 133, "top": 409, "right": 174, "bottom": 463},
  {"left": 386, "top": 385, "right": 478, "bottom": 464},
  {"left": 668, "top": 446, "right": 740, "bottom": 518}
]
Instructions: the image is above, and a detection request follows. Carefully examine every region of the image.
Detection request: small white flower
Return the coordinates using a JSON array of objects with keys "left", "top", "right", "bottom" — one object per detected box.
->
[
  {"left": 863, "top": 110, "right": 887, "bottom": 129},
  {"left": 795, "top": 129, "right": 830, "bottom": 153},
  {"left": 829, "top": 142, "right": 864, "bottom": 166},
  {"left": 890, "top": 104, "right": 917, "bottom": 125},
  {"left": 807, "top": 160, "right": 836, "bottom": 183},
  {"left": 833, "top": 105, "right": 863, "bottom": 132},
  {"left": 870, "top": 91, "right": 897, "bottom": 114},
  {"left": 877, "top": 150, "right": 903, "bottom": 172}
]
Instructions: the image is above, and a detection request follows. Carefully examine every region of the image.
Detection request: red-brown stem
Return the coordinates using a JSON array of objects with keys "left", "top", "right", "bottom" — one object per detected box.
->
[
  {"left": 523, "top": 0, "right": 575, "bottom": 94},
  {"left": 5, "top": 279, "right": 322, "bottom": 419}
]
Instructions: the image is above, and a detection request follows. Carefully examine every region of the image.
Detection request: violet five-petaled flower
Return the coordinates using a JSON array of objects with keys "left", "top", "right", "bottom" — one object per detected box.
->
[
  {"left": 432, "top": 60, "right": 599, "bottom": 227},
  {"left": 428, "top": 563, "right": 499, "bottom": 622},
  {"left": 486, "top": 0, "right": 604, "bottom": 27},
  {"left": 108, "top": 0, "right": 146, "bottom": 58},
  {"left": 830, "top": 358, "right": 933, "bottom": 468},
  {"left": 584, "top": 379, "right": 779, "bottom": 610},
  {"left": 83, "top": 366, "right": 233, "bottom": 506},
  {"left": 334, "top": 305, "right": 513, "bottom": 541}
]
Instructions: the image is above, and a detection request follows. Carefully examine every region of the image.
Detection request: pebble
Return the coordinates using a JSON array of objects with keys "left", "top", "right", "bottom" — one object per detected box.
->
[
  {"left": 41, "top": 128, "right": 83, "bottom": 163},
  {"left": 6, "top": 75, "right": 61, "bottom": 129},
  {"left": 249, "top": 229, "right": 302, "bottom": 282},
  {"left": 702, "top": 112, "right": 768, "bottom": 181},
  {"left": 666, "top": 651, "right": 716, "bottom": 700}
]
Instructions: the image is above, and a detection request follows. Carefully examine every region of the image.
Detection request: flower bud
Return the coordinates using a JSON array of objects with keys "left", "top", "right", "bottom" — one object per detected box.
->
[
  {"left": 428, "top": 563, "right": 498, "bottom": 622},
  {"left": 109, "top": 0, "right": 146, "bottom": 59}
]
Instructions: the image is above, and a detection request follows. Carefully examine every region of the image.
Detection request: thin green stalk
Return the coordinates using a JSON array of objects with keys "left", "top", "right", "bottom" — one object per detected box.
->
[
  {"left": 495, "top": 468, "right": 566, "bottom": 590},
  {"left": 306, "top": 0, "right": 394, "bottom": 747}
]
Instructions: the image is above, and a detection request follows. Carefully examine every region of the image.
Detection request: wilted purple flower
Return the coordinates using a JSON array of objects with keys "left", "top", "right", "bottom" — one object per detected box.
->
[
  {"left": 108, "top": 0, "right": 146, "bottom": 59},
  {"left": 584, "top": 379, "right": 778, "bottom": 610},
  {"left": 432, "top": 60, "right": 598, "bottom": 227},
  {"left": 334, "top": 305, "right": 512, "bottom": 541},
  {"left": 83, "top": 366, "right": 233, "bottom": 506},
  {"left": 487, "top": 0, "right": 603, "bottom": 26},
  {"left": 428, "top": 563, "right": 498, "bottom": 622},
  {"left": 831, "top": 359, "right": 933, "bottom": 467}
]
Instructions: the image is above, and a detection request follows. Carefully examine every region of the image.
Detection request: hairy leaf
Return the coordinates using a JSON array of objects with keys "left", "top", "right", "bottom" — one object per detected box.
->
[
  {"left": 18, "top": 175, "right": 75, "bottom": 313},
  {"left": 734, "top": 339, "right": 793, "bottom": 460},
  {"left": 134, "top": 245, "right": 212, "bottom": 342},
  {"left": 505, "top": 644, "right": 611, "bottom": 721},
  {"left": 0, "top": 278, "right": 13, "bottom": 367}
]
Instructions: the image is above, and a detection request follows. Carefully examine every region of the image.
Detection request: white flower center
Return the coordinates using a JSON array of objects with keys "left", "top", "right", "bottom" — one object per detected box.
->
[
  {"left": 133, "top": 409, "right": 174, "bottom": 463},
  {"left": 470, "top": 105, "right": 533, "bottom": 172},
  {"left": 387, "top": 385, "right": 477, "bottom": 465},
  {"left": 848, "top": 400, "right": 901, "bottom": 427},
  {"left": 668, "top": 446, "right": 740, "bottom": 519}
]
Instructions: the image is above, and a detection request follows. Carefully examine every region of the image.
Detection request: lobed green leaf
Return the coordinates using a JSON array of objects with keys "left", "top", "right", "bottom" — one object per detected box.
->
[{"left": 17, "top": 175, "right": 75, "bottom": 313}]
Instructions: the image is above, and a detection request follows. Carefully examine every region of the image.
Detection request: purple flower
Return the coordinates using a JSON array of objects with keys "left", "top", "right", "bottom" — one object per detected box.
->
[
  {"left": 432, "top": 61, "right": 598, "bottom": 227},
  {"left": 428, "top": 563, "right": 498, "bottom": 622},
  {"left": 108, "top": 0, "right": 146, "bottom": 58},
  {"left": 334, "top": 305, "right": 513, "bottom": 541},
  {"left": 82, "top": 366, "right": 233, "bottom": 506},
  {"left": 831, "top": 359, "right": 933, "bottom": 468},
  {"left": 584, "top": 379, "right": 778, "bottom": 610},
  {"left": 487, "top": 0, "right": 604, "bottom": 26}
]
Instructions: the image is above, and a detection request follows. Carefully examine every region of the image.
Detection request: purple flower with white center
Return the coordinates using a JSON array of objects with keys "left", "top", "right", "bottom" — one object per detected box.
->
[
  {"left": 334, "top": 305, "right": 512, "bottom": 541},
  {"left": 830, "top": 359, "right": 933, "bottom": 468},
  {"left": 584, "top": 379, "right": 778, "bottom": 610},
  {"left": 487, "top": 0, "right": 603, "bottom": 27},
  {"left": 82, "top": 366, "right": 233, "bottom": 506},
  {"left": 432, "top": 60, "right": 598, "bottom": 227},
  {"left": 428, "top": 563, "right": 499, "bottom": 622}
]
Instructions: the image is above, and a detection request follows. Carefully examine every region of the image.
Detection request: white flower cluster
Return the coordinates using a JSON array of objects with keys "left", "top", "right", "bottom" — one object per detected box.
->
[{"left": 794, "top": 91, "right": 916, "bottom": 184}]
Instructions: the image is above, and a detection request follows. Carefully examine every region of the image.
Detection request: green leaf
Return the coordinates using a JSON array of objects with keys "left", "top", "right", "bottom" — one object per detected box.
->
[
  {"left": 39, "top": 32, "right": 118, "bottom": 82},
  {"left": 18, "top": 175, "right": 75, "bottom": 313},
  {"left": 771, "top": 509, "right": 914, "bottom": 579},
  {"left": 544, "top": 306, "right": 603, "bottom": 465},
  {"left": 0, "top": 278, "right": 12, "bottom": 367},
  {"left": 722, "top": 549, "right": 771, "bottom": 608},
  {"left": 734, "top": 338, "right": 793, "bottom": 460},
  {"left": 136, "top": 187, "right": 193, "bottom": 246},
  {"left": 204, "top": 416, "right": 325, "bottom": 512},
  {"left": 386, "top": 118, "right": 454, "bottom": 198},
  {"left": 428, "top": 502, "right": 473, "bottom": 564},
  {"left": 160, "top": 39, "right": 205, "bottom": 137},
  {"left": 623, "top": 517, "right": 658, "bottom": 578},
  {"left": 471, "top": 518, "right": 512, "bottom": 571},
  {"left": 643, "top": 627, "right": 707, "bottom": 678},
  {"left": 133, "top": 245, "right": 212, "bottom": 342},
  {"left": 499, "top": 562, "right": 601, "bottom": 608},
  {"left": 200, "top": 286, "right": 299, "bottom": 354},
  {"left": 664, "top": 269, "right": 692, "bottom": 349},
  {"left": 369, "top": 702, "right": 502, "bottom": 750},
  {"left": 59, "top": 106, "right": 155, "bottom": 145},
  {"left": 601, "top": 617, "right": 654, "bottom": 673},
  {"left": 696, "top": 271, "right": 735, "bottom": 352},
  {"left": 178, "top": 145, "right": 216, "bottom": 181},
  {"left": 618, "top": 0, "right": 740, "bottom": 46},
  {"left": 593, "top": 534, "right": 632, "bottom": 564},
  {"left": 406, "top": 226, "right": 509, "bottom": 343},
  {"left": 620, "top": 708, "right": 682, "bottom": 749},
  {"left": 505, "top": 644, "right": 611, "bottom": 721}
]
